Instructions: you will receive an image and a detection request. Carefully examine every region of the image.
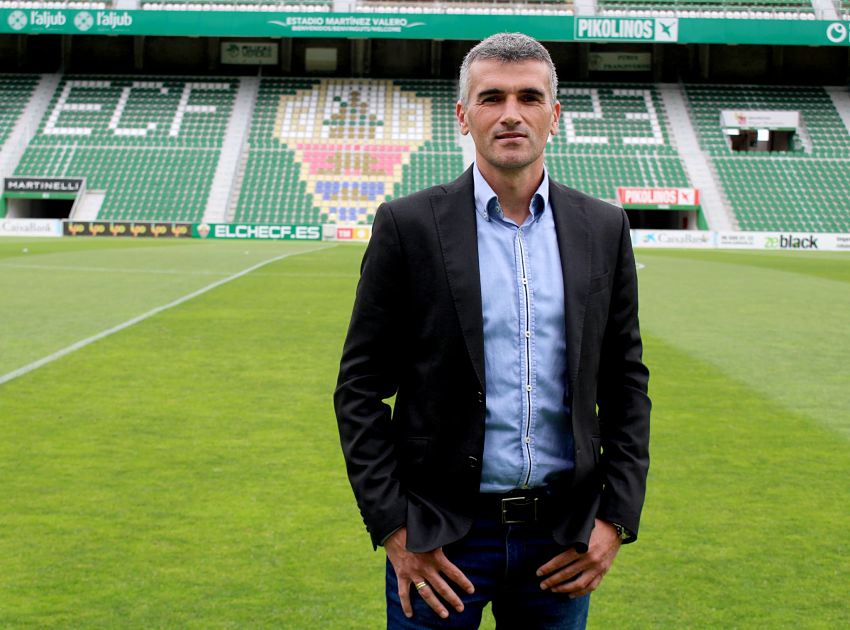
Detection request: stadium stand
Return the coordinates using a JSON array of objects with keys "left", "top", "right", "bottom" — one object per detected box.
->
[
  {"left": 232, "top": 77, "right": 464, "bottom": 225},
  {"left": 547, "top": 84, "right": 691, "bottom": 203},
  {"left": 685, "top": 84, "right": 850, "bottom": 232},
  {"left": 4, "top": 73, "right": 848, "bottom": 233},
  {"left": 388, "top": 79, "right": 465, "bottom": 201},
  {"left": 13, "top": 76, "right": 238, "bottom": 222},
  {"left": 0, "top": 75, "right": 38, "bottom": 149}
]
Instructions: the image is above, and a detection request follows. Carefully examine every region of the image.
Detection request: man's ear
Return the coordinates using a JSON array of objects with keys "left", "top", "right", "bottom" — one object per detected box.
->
[
  {"left": 550, "top": 100, "right": 561, "bottom": 136},
  {"left": 456, "top": 100, "right": 469, "bottom": 135}
]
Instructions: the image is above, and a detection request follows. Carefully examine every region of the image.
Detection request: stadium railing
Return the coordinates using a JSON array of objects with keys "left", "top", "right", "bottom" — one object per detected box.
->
[
  {"left": 140, "top": 0, "right": 330, "bottom": 10},
  {"left": 597, "top": 0, "right": 816, "bottom": 19},
  {"left": 0, "top": 1, "right": 107, "bottom": 7},
  {"left": 354, "top": 0, "right": 572, "bottom": 16},
  {"left": 138, "top": 0, "right": 570, "bottom": 12}
]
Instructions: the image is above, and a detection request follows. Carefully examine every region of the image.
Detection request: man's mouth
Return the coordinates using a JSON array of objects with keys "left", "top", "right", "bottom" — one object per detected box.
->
[{"left": 495, "top": 132, "right": 526, "bottom": 139}]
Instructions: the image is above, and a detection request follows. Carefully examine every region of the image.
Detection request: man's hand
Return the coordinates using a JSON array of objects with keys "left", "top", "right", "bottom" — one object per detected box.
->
[
  {"left": 536, "top": 519, "right": 621, "bottom": 598},
  {"left": 385, "top": 527, "right": 475, "bottom": 619}
]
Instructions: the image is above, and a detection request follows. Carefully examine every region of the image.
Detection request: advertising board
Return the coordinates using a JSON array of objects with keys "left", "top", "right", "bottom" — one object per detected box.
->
[
  {"left": 1, "top": 10, "right": 849, "bottom": 46},
  {"left": 221, "top": 41, "right": 278, "bottom": 65},
  {"left": 628, "top": 231, "right": 850, "bottom": 251},
  {"left": 588, "top": 52, "right": 652, "bottom": 72},
  {"left": 0, "top": 218, "right": 63, "bottom": 237},
  {"left": 618, "top": 187, "right": 699, "bottom": 209},
  {"left": 716, "top": 231, "right": 840, "bottom": 251},
  {"left": 630, "top": 229, "right": 714, "bottom": 248},
  {"left": 64, "top": 220, "right": 193, "bottom": 238},
  {"left": 4, "top": 177, "right": 83, "bottom": 199},
  {"left": 322, "top": 224, "right": 372, "bottom": 243},
  {"left": 194, "top": 223, "right": 321, "bottom": 240}
]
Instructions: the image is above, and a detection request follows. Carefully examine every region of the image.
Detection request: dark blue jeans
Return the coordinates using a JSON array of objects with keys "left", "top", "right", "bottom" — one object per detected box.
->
[{"left": 385, "top": 516, "right": 590, "bottom": 629}]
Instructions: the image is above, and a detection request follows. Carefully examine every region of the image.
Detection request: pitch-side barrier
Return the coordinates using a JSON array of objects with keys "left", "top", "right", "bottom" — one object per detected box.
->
[
  {"left": 1, "top": 220, "right": 849, "bottom": 252},
  {"left": 630, "top": 229, "right": 850, "bottom": 251}
]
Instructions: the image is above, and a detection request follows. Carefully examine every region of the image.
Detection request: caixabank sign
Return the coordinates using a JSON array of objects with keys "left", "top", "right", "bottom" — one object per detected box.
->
[
  {"left": 631, "top": 230, "right": 714, "bottom": 248},
  {"left": 0, "top": 218, "right": 62, "bottom": 237}
]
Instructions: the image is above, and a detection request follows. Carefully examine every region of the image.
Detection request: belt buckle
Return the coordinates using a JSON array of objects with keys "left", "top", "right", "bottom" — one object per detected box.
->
[{"left": 501, "top": 496, "right": 538, "bottom": 525}]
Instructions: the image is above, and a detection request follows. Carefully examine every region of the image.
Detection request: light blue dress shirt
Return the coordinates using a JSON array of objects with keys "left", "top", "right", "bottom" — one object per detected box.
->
[{"left": 473, "top": 163, "right": 575, "bottom": 493}]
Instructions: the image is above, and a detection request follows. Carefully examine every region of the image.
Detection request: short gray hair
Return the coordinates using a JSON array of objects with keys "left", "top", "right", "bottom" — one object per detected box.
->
[{"left": 458, "top": 33, "right": 558, "bottom": 106}]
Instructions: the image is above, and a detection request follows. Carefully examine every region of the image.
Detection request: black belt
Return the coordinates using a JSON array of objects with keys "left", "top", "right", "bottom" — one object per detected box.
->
[{"left": 476, "top": 489, "right": 550, "bottom": 525}]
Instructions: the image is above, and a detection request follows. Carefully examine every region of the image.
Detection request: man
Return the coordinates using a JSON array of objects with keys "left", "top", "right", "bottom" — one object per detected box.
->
[{"left": 335, "top": 33, "right": 650, "bottom": 629}]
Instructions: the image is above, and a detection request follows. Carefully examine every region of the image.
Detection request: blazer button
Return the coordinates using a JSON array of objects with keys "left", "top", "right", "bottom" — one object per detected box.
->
[
  {"left": 467, "top": 456, "right": 480, "bottom": 469},
  {"left": 476, "top": 391, "right": 484, "bottom": 403}
]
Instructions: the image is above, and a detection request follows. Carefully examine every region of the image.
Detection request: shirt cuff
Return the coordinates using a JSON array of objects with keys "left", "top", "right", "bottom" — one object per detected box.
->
[{"left": 379, "top": 525, "right": 405, "bottom": 547}]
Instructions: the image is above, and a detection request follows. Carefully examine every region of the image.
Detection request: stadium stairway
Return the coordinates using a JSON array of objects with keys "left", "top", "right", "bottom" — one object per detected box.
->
[
  {"left": 573, "top": 0, "right": 598, "bottom": 14},
  {"left": 203, "top": 76, "right": 258, "bottom": 224},
  {"left": 811, "top": 0, "right": 840, "bottom": 19},
  {"left": 0, "top": 74, "right": 59, "bottom": 182},
  {"left": 826, "top": 86, "right": 850, "bottom": 137},
  {"left": 658, "top": 83, "right": 735, "bottom": 231},
  {"left": 223, "top": 141, "right": 248, "bottom": 224}
]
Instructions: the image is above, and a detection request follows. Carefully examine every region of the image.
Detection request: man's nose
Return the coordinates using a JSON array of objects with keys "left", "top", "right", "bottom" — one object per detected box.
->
[{"left": 499, "top": 96, "right": 522, "bottom": 126}]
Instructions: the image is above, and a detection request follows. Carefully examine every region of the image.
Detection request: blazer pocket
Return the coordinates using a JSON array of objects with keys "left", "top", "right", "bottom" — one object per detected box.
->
[
  {"left": 402, "top": 437, "right": 432, "bottom": 467},
  {"left": 589, "top": 271, "right": 610, "bottom": 295}
]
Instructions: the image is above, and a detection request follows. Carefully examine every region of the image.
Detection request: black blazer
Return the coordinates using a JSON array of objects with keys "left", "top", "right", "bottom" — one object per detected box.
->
[{"left": 335, "top": 166, "right": 650, "bottom": 553}]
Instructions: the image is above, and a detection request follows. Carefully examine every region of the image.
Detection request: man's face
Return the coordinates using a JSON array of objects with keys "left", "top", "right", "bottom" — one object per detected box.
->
[{"left": 456, "top": 59, "right": 560, "bottom": 174}]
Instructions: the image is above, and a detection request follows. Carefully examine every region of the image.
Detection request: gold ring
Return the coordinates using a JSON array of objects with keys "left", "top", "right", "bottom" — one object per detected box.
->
[{"left": 415, "top": 581, "right": 428, "bottom": 591}]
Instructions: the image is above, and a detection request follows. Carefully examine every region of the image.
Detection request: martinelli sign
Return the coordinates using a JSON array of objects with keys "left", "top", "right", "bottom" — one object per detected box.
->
[{"left": 1, "top": 10, "right": 850, "bottom": 46}]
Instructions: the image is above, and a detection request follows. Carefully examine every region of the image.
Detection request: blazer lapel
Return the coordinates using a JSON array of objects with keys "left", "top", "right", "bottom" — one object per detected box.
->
[
  {"left": 431, "top": 168, "right": 485, "bottom": 390},
  {"left": 550, "top": 182, "right": 591, "bottom": 388}
]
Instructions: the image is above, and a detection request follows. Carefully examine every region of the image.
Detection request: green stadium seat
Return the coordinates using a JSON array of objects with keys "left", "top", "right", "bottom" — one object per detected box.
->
[
  {"left": 0, "top": 75, "right": 39, "bottom": 149},
  {"left": 547, "top": 83, "right": 691, "bottom": 202},
  {"left": 14, "top": 75, "right": 238, "bottom": 222},
  {"left": 684, "top": 84, "right": 850, "bottom": 232},
  {"left": 234, "top": 77, "right": 465, "bottom": 226}
]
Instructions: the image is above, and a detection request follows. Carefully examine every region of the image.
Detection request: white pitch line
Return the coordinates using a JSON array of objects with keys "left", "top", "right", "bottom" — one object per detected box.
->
[
  {"left": 0, "top": 262, "right": 233, "bottom": 276},
  {"left": 0, "top": 244, "right": 336, "bottom": 387}
]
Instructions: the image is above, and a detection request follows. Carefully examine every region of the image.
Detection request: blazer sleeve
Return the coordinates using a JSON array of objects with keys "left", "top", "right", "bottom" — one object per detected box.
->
[
  {"left": 595, "top": 209, "right": 651, "bottom": 542},
  {"left": 334, "top": 204, "right": 408, "bottom": 549}
]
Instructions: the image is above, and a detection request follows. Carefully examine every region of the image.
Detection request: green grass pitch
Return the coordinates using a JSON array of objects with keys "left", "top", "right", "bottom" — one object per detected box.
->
[{"left": 1, "top": 238, "right": 848, "bottom": 628}]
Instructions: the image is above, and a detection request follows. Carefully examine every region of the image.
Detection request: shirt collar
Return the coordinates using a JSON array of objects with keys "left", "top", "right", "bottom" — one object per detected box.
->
[{"left": 472, "top": 162, "right": 549, "bottom": 222}]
